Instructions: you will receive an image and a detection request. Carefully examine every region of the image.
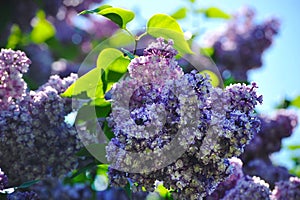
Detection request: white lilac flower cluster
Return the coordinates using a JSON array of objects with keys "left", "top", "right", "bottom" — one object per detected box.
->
[
  {"left": 105, "top": 38, "right": 263, "bottom": 199},
  {"left": 0, "top": 49, "right": 81, "bottom": 186}
]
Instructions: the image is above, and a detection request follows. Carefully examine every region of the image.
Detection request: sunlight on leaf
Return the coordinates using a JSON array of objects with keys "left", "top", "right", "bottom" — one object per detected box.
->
[
  {"left": 61, "top": 68, "right": 103, "bottom": 98},
  {"left": 97, "top": 48, "right": 129, "bottom": 73},
  {"left": 79, "top": 5, "right": 134, "bottom": 29},
  {"left": 200, "top": 47, "right": 214, "bottom": 57},
  {"left": 30, "top": 10, "right": 55, "bottom": 43},
  {"left": 6, "top": 24, "right": 22, "bottom": 48},
  {"left": 79, "top": 4, "right": 112, "bottom": 14},
  {"left": 147, "top": 14, "right": 193, "bottom": 55},
  {"left": 291, "top": 96, "right": 300, "bottom": 109},
  {"left": 199, "top": 70, "right": 220, "bottom": 87},
  {"left": 108, "top": 29, "right": 135, "bottom": 48},
  {"left": 200, "top": 7, "right": 231, "bottom": 19},
  {"left": 171, "top": 7, "right": 188, "bottom": 20},
  {"left": 287, "top": 144, "right": 300, "bottom": 150}
]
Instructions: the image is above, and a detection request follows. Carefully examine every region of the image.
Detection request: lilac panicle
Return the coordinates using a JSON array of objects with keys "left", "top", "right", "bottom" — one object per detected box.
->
[
  {"left": 128, "top": 37, "right": 183, "bottom": 86},
  {"left": 206, "top": 157, "right": 244, "bottom": 200},
  {"left": 0, "top": 49, "right": 31, "bottom": 108},
  {"left": 243, "top": 158, "right": 291, "bottom": 188},
  {"left": 271, "top": 176, "right": 300, "bottom": 200},
  {"left": 0, "top": 49, "right": 81, "bottom": 185},
  {"left": 221, "top": 175, "right": 270, "bottom": 200},
  {"left": 242, "top": 109, "right": 298, "bottom": 163},
  {"left": 106, "top": 38, "right": 262, "bottom": 199}
]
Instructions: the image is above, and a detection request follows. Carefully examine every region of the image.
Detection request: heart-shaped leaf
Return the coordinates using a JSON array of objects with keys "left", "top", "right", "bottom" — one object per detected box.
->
[{"left": 147, "top": 14, "right": 193, "bottom": 55}]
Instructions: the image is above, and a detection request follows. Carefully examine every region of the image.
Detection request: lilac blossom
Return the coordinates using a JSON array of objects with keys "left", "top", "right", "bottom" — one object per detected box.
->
[
  {"left": 0, "top": 49, "right": 81, "bottom": 186},
  {"left": 271, "top": 176, "right": 300, "bottom": 200},
  {"left": 106, "top": 38, "right": 262, "bottom": 199}
]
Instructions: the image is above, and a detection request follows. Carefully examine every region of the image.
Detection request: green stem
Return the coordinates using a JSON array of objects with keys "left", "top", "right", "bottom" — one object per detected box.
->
[
  {"left": 124, "top": 28, "right": 138, "bottom": 55},
  {"left": 136, "top": 32, "right": 147, "bottom": 41}
]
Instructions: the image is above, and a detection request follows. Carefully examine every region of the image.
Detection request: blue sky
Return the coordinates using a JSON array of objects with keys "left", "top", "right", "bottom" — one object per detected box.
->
[{"left": 105, "top": 0, "right": 300, "bottom": 113}]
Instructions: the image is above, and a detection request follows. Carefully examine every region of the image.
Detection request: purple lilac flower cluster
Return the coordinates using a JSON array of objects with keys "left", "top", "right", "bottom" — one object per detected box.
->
[
  {"left": 206, "top": 158, "right": 270, "bottom": 200},
  {"left": 243, "top": 158, "right": 291, "bottom": 189},
  {"left": 207, "top": 157, "right": 300, "bottom": 200},
  {"left": 29, "top": 177, "right": 92, "bottom": 200},
  {"left": 271, "top": 176, "right": 300, "bottom": 200},
  {"left": 0, "top": 168, "right": 39, "bottom": 200},
  {"left": 0, "top": 49, "right": 81, "bottom": 186},
  {"left": 0, "top": 0, "right": 119, "bottom": 86},
  {"left": 241, "top": 109, "right": 298, "bottom": 186},
  {"left": 0, "top": 49, "right": 31, "bottom": 108},
  {"left": 30, "top": 177, "right": 151, "bottom": 200},
  {"left": 7, "top": 191, "right": 39, "bottom": 200},
  {"left": 243, "top": 109, "right": 298, "bottom": 162},
  {"left": 0, "top": 168, "right": 8, "bottom": 190},
  {"left": 204, "top": 6, "right": 280, "bottom": 81},
  {"left": 106, "top": 38, "right": 262, "bottom": 199}
]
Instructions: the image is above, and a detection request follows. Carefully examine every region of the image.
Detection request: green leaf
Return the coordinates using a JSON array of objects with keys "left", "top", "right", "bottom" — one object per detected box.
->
[
  {"left": 75, "top": 104, "right": 111, "bottom": 124},
  {"left": 108, "top": 29, "right": 135, "bottom": 48},
  {"left": 291, "top": 96, "right": 300, "bottom": 109},
  {"left": 61, "top": 68, "right": 103, "bottom": 99},
  {"left": 171, "top": 7, "right": 187, "bottom": 20},
  {"left": 97, "top": 48, "right": 130, "bottom": 73},
  {"left": 276, "top": 98, "right": 291, "bottom": 109},
  {"left": 83, "top": 143, "right": 108, "bottom": 163},
  {"left": 97, "top": 48, "right": 130, "bottom": 93},
  {"left": 70, "top": 162, "right": 97, "bottom": 179},
  {"left": 97, "top": 164, "right": 109, "bottom": 175},
  {"left": 79, "top": 4, "right": 112, "bottom": 14},
  {"left": 30, "top": 10, "right": 55, "bottom": 43},
  {"left": 103, "top": 120, "right": 115, "bottom": 140},
  {"left": 62, "top": 48, "right": 129, "bottom": 109},
  {"left": 200, "top": 47, "right": 214, "bottom": 57},
  {"left": 287, "top": 144, "right": 300, "bottom": 150},
  {"left": 199, "top": 70, "right": 220, "bottom": 87},
  {"left": 6, "top": 24, "right": 22, "bottom": 48},
  {"left": 80, "top": 5, "right": 135, "bottom": 29},
  {"left": 147, "top": 14, "right": 193, "bottom": 55},
  {"left": 15, "top": 180, "right": 40, "bottom": 189},
  {"left": 200, "top": 7, "right": 231, "bottom": 19}
]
